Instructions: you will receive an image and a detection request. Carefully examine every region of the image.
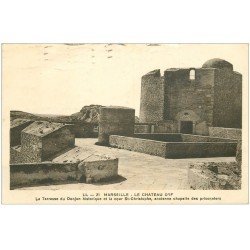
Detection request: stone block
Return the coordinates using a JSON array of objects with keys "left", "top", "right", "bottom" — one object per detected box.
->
[{"left": 78, "top": 155, "right": 118, "bottom": 183}]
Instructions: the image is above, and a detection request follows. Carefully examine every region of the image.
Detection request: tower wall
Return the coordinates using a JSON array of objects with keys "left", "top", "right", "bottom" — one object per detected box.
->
[
  {"left": 139, "top": 70, "right": 165, "bottom": 123},
  {"left": 213, "top": 69, "right": 242, "bottom": 128}
]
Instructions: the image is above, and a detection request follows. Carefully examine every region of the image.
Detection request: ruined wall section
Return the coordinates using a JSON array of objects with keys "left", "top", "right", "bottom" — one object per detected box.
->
[
  {"left": 213, "top": 69, "right": 242, "bottom": 128},
  {"left": 139, "top": 69, "right": 165, "bottom": 123},
  {"left": 164, "top": 68, "right": 215, "bottom": 126}
]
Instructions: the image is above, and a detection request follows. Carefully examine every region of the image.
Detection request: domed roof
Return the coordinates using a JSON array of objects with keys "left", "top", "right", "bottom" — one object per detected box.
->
[{"left": 202, "top": 58, "right": 233, "bottom": 70}]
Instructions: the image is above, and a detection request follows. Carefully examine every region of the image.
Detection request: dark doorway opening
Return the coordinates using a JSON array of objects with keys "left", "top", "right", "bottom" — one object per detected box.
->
[{"left": 180, "top": 121, "right": 193, "bottom": 134}]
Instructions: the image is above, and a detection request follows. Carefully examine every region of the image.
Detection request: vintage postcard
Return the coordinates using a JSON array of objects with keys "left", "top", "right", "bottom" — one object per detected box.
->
[{"left": 1, "top": 43, "right": 248, "bottom": 204}]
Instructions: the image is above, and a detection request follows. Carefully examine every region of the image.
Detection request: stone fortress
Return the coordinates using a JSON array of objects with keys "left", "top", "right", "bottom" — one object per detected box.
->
[
  {"left": 109, "top": 58, "right": 242, "bottom": 189},
  {"left": 139, "top": 58, "right": 242, "bottom": 135},
  {"left": 9, "top": 58, "right": 242, "bottom": 190}
]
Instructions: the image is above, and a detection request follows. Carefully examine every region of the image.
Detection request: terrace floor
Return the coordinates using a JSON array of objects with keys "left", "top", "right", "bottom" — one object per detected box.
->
[{"left": 20, "top": 138, "right": 235, "bottom": 190}]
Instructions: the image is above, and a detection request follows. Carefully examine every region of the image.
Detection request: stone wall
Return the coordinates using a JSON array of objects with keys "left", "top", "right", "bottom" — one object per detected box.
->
[
  {"left": 109, "top": 135, "right": 237, "bottom": 159},
  {"left": 109, "top": 135, "right": 168, "bottom": 157},
  {"left": 134, "top": 133, "right": 182, "bottom": 142},
  {"left": 134, "top": 133, "right": 235, "bottom": 143},
  {"left": 208, "top": 127, "right": 242, "bottom": 140},
  {"left": 134, "top": 121, "right": 176, "bottom": 134},
  {"left": 134, "top": 124, "right": 152, "bottom": 133},
  {"left": 153, "top": 120, "right": 176, "bottom": 133},
  {"left": 165, "top": 142, "right": 237, "bottom": 158},
  {"left": 181, "top": 134, "right": 236, "bottom": 142},
  {"left": 139, "top": 70, "right": 165, "bottom": 123},
  {"left": 213, "top": 69, "right": 242, "bottom": 128}
]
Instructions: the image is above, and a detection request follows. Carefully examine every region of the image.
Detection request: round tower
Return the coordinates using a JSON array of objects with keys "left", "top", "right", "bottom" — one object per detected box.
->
[{"left": 139, "top": 69, "right": 165, "bottom": 123}]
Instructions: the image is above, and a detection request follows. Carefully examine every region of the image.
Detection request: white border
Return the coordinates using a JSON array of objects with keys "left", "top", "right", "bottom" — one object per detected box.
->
[{"left": 0, "top": 1, "right": 250, "bottom": 250}]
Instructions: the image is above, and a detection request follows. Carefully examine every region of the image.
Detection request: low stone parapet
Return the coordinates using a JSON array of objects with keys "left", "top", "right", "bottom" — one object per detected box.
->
[
  {"left": 109, "top": 135, "right": 237, "bottom": 159},
  {"left": 109, "top": 135, "right": 168, "bottom": 157},
  {"left": 165, "top": 142, "right": 237, "bottom": 158}
]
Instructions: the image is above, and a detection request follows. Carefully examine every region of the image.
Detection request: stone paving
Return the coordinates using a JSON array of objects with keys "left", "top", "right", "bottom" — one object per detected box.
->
[{"left": 20, "top": 138, "right": 235, "bottom": 190}]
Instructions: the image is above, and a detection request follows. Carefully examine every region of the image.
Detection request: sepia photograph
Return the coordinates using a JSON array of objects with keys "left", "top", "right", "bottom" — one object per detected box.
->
[
  {"left": 1, "top": 2, "right": 250, "bottom": 250},
  {"left": 1, "top": 43, "right": 248, "bottom": 204}
]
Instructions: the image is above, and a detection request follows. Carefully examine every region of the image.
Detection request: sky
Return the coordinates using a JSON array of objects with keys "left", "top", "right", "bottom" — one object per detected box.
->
[{"left": 3, "top": 44, "right": 248, "bottom": 116}]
